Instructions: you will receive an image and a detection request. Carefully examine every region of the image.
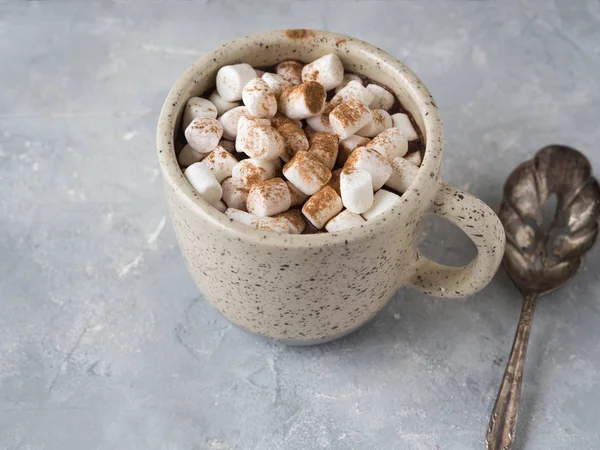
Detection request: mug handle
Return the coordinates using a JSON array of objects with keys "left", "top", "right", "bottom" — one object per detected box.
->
[{"left": 408, "top": 183, "right": 505, "bottom": 297}]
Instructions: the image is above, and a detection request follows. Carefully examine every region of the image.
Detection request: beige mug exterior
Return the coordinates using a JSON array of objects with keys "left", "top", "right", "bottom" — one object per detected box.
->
[{"left": 157, "top": 30, "right": 505, "bottom": 344}]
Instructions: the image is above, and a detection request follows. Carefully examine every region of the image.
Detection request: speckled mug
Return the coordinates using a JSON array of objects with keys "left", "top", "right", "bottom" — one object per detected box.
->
[{"left": 157, "top": 30, "right": 505, "bottom": 344}]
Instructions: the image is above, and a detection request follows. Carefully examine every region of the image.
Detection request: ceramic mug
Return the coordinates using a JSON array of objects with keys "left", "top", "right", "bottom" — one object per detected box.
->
[{"left": 157, "top": 29, "right": 505, "bottom": 344}]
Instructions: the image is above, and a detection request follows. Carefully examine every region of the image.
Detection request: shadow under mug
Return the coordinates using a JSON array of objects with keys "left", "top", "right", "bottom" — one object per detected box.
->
[{"left": 157, "top": 29, "right": 506, "bottom": 344}]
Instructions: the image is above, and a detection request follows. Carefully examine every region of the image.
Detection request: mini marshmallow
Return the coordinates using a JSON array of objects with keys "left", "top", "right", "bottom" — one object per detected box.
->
[
  {"left": 334, "top": 73, "right": 363, "bottom": 94},
  {"left": 202, "top": 146, "right": 238, "bottom": 183},
  {"left": 386, "top": 157, "right": 419, "bottom": 193},
  {"left": 286, "top": 181, "right": 309, "bottom": 207},
  {"left": 308, "top": 132, "right": 338, "bottom": 170},
  {"left": 361, "top": 189, "right": 401, "bottom": 221},
  {"left": 209, "top": 90, "right": 240, "bottom": 115},
  {"left": 337, "top": 135, "right": 370, "bottom": 167},
  {"left": 340, "top": 168, "right": 374, "bottom": 214},
  {"left": 218, "top": 106, "right": 249, "bottom": 140},
  {"left": 232, "top": 158, "right": 278, "bottom": 189},
  {"left": 405, "top": 151, "right": 423, "bottom": 167},
  {"left": 216, "top": 63, "right": 257, "bottom": 101},
  {"left": 302, "top": 186, "right": 343, "bottom": 229},
  {"left": 221, "top": 177, "right": 249, "bottom": 211},
  {"left": 277, "top": 122, "right": 309, "bottom": 162},
  {"left": 182, "top": 97, "right": 218, "bottom": 130},
  {"left": 178, "top": 144, "right": 206, "bottom": 167},
  {"left": 236, "top": 115, "right": 271, "bottom": 139},
  {"left": 185, "top": 117, "right": 223, "bottom": 153},
  {"left": 367, "top": 84, "right": 395, "bottom": 111},
  {"left": 357, "top": 109, "right": 393, "bottom": 138},
  {"left": 274, "top": 209, "right": 306, "bottom": 234},
  {"left": 276, "top": 61, "right": 303, "bottom": 85},
  {"left": 219, "top": 139, "right": 236, "bottom": 153},
  {"left": 329, "top": 99, "right": 372, "bottom": 139},
  {"left": 270, "top": 112, "right": 302, "bottom": 129},
  {"left": 279, "top": 81, "right": 326, "bottom": 120},
  {"left": 236, "top": 123, "right": 285, "bottom": 160},
  {"left": 242, "top": 78, "right": 277, "bottom": 118},
  {"left": 327, "top": 168, "right": 342, "bottom": 195},
  {"left": 225, "top": 208, "right": 258, "bottom": 228},
  {"left": 247, "top": 178, "right": 292, "bottom": 217},
  {"left": 344, "top": 146, "right": 392, "bottom": 190},
  {"left": 261, "top": 72, "right": 292, "bottom": 99},
  {"left": 184, "top": 162, "right": 223, "bottom": 204},
  {"left": 306, "top": 103, "right": 335, "bottom": 133},
  {"left": 282, "top": 151, "right": 332, "bottom": 195},
  {"left": 301, "top": 53, "right": 344, "bottom": 91},
  {"left": 325, "top": 210, "right": 366, "bottom": 232},
  {"left": 331, "top": 80, "right": 374, "bottom": 107},
  {"left": 212, "top": 199, "right": 227, "bottom": 213},
  {"left": 258, "top": 217, "right": 290, "bottom": 234},
  {"left": 391, "top": 113, "right": 419, "bottom": 141},
  {"left": 366, "top": 127, "right": 408, "bottom": 161}
]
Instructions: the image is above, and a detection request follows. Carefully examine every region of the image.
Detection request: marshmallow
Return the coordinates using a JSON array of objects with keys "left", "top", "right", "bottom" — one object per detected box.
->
[
  {"left": 357, "top": 109, "right": 393, "bottom": 138},
  {"left": 331, "top": 80, "right": 374, "bottom": 107},
  {"left": 279, "top": 81, "right": 327, "bottom": 120},
  {"left": 329, "top": 99, "right": 372, "bottom": 139},
  {"left": 325, "top": 210, "right": 366, "bottom": 233},
  {"left": 232, "top": 158, "right": 278, "bottom": 189},
  {"left": 276, "top": 61, "right": 303, "bottom": 85},
  {"left": 247, "top": 178, "right": 292, "bottom": 217},
  {"left": 216, "top": 63, "right": 257, "bottom": 101},
  {"left": 308, "top": 132, "right": 338, "bottom": 170},
  {"left": 337, "top": 135, "right": 370, "bottom": 166},
  {"left": 202, "top": 146, "right": 238, "bottom": 183},
  {"left": 218, "top": 106, "right": 249, "bottom": 140},
  {"left": 242, "top": 78, "right": 278, "bottom": 118},
  {"left": 270, "top": 112, "right": 302, "bottom": 129},
  {"left": 334, "top": 73, "right": 363, "bottom": 94},
  {"left": 405, "top": 151, "right": 423, "bottom": 167},
  {"left": 306, "top": 103, "right": 335, "bottom": 133},
  {"left": 386, "top": 157, "right": 419, "bottom": 193},
  {"left": 184, "top": 162, "right": 223, "bottom": 204},
  {"left": 274, "top": 209, "right": 306, "bottom": 234},
  {"left": 258, "top": 217, "right": 290, "bottom": 234},
  {"left": 391, "top": 113, "right": 419, "bottom": 141},
  {"left": 282, "top": 151, "right": 332, "bottom": 195},
  {"left": 178, "top": 143, "right": 206, "bottom": 167},
  {"left": 366, "top": 127, "right": 408, "bottom": 161},
  {"left": 286, "top": 181, "right": 309, "bottom": 207},
  {"left": 344, "top": 146, "right": 392, "bottom": 190},
  {"left": 277, "top": 122, "right": 309, "bottom": 162},
  {"left": 304, "top": 125, "right": 318, "bottom": 141},
  {"left": 182, "top": 97, "right": 218, "bottom": 130},
  {"left": 361, "top": 189, "right": 401, "bottom": 220},
  {"left": 185, "top": 117, "right": 223, "bottom": 153},
  {"left": 301, "top": 186, "right": 343, "bottom": 229},
  {"left": 340, "top": 168, "right": 374, "bottom": 214},
  {"left": 221, "top": 177, "right": 249, "bottom": 211},
  {"left": 236, "top": 122, "right": 285, "bottom": 160},
  {"left": 209, "top": 90, "right": 240, "bottom": 116},
  {"left": 301, "top": 53, "right": 344, "bottom": 91},
  {"left": 225, "top": 208, "right": 258, "bottom": 228},
  {"left": 236, "top": 115, "right": 270, "bottom": 138},
  {"left": 261, "top": 72, "right": 292, "bottom": 99},
  {"left": 327, "top": 168, "right": 342, "bottom": 195},
  {"left": 367, "top": 84, "right": 395, "bottom": 111},
  {"left": 219, "top": 139, "right": 236, "bottom": 153},
  {"left": 212, "top": 199, "right": 227, "bottom": 213}
]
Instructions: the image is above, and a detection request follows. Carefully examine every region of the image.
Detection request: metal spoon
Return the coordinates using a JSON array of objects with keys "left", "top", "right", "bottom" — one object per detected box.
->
[{"left": 486, "top": 145, "right": 600, "bottom": 450}]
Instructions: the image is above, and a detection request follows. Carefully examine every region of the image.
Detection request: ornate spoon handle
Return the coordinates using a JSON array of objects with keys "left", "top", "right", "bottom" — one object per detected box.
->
[{"left": 486, "top": 293, "right": 538, "bottom": 450}]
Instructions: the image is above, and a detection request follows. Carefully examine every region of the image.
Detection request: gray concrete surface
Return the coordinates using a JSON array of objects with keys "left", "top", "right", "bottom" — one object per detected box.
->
[{"left": 2, "top": 1, "right": 600, "bottom": 449}]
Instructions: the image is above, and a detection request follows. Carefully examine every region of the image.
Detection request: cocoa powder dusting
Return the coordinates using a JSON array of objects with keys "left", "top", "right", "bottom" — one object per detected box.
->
[
  {"left": 330, "top": 99, "right": 367, "bottom": 128},
  {"left": 302, "top": 186, "right": 339, "bottom": 217},
  {"left": 285, "top": 29, "right": 316, "bottom": 40},
  {"left": 298, "top": 82, "right": 326, "bottom": 114}
]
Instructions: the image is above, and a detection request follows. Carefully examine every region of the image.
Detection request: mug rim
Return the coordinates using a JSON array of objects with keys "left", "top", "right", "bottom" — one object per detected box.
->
[{"left": 157, "top": 29, "right": 443, "bottom": 248}]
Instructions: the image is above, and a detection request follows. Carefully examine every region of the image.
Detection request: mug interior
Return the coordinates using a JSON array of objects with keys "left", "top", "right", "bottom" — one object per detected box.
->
[{"left": 157, "top": 29, "right": 443, "bottom": 247}]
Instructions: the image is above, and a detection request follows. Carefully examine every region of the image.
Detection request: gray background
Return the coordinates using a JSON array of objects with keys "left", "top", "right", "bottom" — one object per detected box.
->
[{"left": 1, "top": 1, "right": 600, "bottom": 449}]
